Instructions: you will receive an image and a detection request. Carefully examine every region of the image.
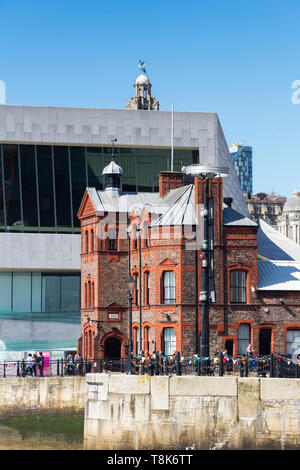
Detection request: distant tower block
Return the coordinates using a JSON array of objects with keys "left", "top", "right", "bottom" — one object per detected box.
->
[
  {"left": 126, "top": 61, "right": 159, "bottom": 110},
  {"left": 0, "top": 81, "right": 6, "bottom": 105}
]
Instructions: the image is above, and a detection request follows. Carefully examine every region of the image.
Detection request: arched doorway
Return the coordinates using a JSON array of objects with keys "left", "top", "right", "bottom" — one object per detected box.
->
[{"left": 104, "top": 336, "right": 121, "bottom": 359}]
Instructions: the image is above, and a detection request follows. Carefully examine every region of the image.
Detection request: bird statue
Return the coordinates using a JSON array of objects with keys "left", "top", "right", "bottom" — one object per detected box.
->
[{"left": 138, "top": 60, "right": 148, "bottom": 75}]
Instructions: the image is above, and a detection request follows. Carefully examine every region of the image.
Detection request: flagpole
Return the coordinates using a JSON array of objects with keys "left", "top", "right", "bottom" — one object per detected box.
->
[{"left": 171, "top": 101, "right": 174, "bottom": 171}]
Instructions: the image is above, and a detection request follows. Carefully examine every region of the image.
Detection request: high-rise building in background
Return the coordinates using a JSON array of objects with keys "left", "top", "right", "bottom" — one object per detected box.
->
[{"left": 229, "top": 143, "right": 253, "bottom": 195}]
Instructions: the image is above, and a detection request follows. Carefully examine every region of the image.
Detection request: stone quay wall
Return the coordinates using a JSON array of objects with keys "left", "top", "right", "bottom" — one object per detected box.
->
[
  {"left": 0, "top": 377, "right": 87, "bottom": 412},
  {"left": 84, "top": 374, "right": 300, "bottom": 450}
]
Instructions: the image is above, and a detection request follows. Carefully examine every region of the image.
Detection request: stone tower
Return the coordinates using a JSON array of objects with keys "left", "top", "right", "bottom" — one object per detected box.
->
[{"left": 126, "top": 73, "right": 159, "bottom": 110}]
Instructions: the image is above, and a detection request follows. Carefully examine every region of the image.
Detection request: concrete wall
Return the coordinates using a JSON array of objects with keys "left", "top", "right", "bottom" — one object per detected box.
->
[
  {"left": 0, "top": 232, "right": 81, "bottom": 271},
  {"left": 0, "top": 105, "right": 249, "bottom": 217},
  {"left": 0, "top": 377, "right": 87, "bottom": 411},
  {"left": 84, "top": 374, "right": 300, "bottom": 450}
]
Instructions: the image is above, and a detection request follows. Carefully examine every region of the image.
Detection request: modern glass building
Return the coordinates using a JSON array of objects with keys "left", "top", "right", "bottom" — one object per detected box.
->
[
  {"left": 0, "top": 104, "right": 248, "bottom": 360},
  {"left": 0, "top": 144, "right": 198, "bottom": 233},
  {"left": 229, "top": 143, "right": 253, "bottom": 195}
]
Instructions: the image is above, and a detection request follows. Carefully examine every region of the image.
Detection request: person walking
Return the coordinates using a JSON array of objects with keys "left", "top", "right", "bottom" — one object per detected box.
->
[
  {"left": 32, "top": 354, "right": 38, "bottom": 377},
  {"left": 26, "top": 354, "right": 34, "bottom": 377},
  {"left": 37, "top": 352, "right": 44, "bottom": 377}
]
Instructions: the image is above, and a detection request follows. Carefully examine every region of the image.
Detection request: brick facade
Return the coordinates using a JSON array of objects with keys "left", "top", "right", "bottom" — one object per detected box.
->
[{"left": 77, "top": 174, "right": 300, "bottom": 360}]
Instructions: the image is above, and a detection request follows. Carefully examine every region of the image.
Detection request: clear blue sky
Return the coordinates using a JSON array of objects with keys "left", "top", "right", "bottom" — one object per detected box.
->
[{"left": 1, "top": 0, "right": 300, "bottom": 198}]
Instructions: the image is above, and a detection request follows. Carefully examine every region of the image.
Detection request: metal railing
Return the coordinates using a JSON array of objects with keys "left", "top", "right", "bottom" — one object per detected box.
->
[{"left": 0, "top": 353, "right": 299, "bottom": 378}]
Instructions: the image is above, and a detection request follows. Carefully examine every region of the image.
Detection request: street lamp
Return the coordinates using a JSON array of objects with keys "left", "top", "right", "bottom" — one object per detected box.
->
[
  {"left": 182, "top": 163, "right": 228, "bottom": 372},
  {"left": 127, "top": 275, "right": 136, "bottom": 375}
]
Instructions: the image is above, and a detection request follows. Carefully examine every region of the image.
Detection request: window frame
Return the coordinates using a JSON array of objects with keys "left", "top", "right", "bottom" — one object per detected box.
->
[
  {"left": 230, "top": 269, "right": 247, "bottom": 304},
  {"left": 162, "top": 270, "right": 176, "bottom": 305}
]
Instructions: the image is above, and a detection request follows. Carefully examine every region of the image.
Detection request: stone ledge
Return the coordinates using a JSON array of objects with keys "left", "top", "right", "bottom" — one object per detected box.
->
[
  {"left": 108, "top": 374, "right": 150, "bottom": 394},
  {"left": 169, "top": 376, "right": 237, "bottom": 397},
  {"left": 261, "top": 378, "right": 300, "bottom": 400}
]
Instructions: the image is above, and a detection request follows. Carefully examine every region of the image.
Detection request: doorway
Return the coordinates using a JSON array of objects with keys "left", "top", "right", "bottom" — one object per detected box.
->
[
  {"left": 225, "top": 340, "right": 233, "bottom": 357},
  {"left": 259, "top": 328, "right": 272, "bottom": 355},
  {"left": 104, "top": 337, "right": 121, "bottom": 359}
]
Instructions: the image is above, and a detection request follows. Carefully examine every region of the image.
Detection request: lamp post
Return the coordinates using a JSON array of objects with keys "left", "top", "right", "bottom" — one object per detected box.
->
[
  {"left": 127, "top": 275, "right": 135, "bottom": 375},
  {"left": 182, "top": 163, "right": 228, "bottom": 372}
]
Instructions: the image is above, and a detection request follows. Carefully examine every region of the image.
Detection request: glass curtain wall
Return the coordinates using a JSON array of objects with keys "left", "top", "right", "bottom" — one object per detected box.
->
[
  {"left": 0, "top": 271, "right": 80, "bottom": 320},
  {"left": 0, "top": 144, "right": 198, "bottom": 232}
]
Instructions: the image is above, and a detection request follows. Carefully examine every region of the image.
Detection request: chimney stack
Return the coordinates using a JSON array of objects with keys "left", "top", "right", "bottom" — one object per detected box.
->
[{"left": 158, "top": 171, "right": 183, "bottom": 198}]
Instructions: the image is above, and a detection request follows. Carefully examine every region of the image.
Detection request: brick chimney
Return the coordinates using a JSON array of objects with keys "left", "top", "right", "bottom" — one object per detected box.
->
[
  {"left": 158, "top": 171, "right": 183, "bottom": 198},
  {"left": 194, "top": 175, "right": 224, "bottom": 245}
]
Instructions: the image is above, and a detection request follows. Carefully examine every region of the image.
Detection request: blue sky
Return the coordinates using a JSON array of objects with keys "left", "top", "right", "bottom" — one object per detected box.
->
[{"left": 1, "top": 0, "right": 300, "bottom": 198}]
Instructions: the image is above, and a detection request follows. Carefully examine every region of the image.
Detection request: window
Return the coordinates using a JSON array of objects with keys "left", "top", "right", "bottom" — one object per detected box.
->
[
  {"left": 85, "top": 231, "right": 89, "bottom": 253},
  {"left": 145, "top": 327, "right": 150, "bottom": 353},
  {"left": 37, "top": 145, "right": 55, "bottom": 229},
  {"left": 0, "top": 272, "right": 81, "bottom": 314},
  {"left": 3, "top": 144, "right": 21, "bottom": 230},
  {"left": 135, "top": 327, "right": 139, "bottom": 354},
  {"left": 238, "top": 323, "right": 251, "bottom": 355},
  {"left": 135, "top": 274, "right": 139, "bottom": 306},
  {"left": 286, "top": 330, "right": 300, "bottom": 355},
  {"left": 90, "top": 229, "right": 94, "bottom": 252},
  {"left": 53, "top": 146, "right": 71, "bottom": 229},
  {"left": 163, "top": 271, "right": 176, "bottom": 304},
  {"left": 164, "top": 328, "right": 176, "bottom": 356},
  {"left": 230, "top": 270, "right": 247, "bottom": 303},
  {"left": 108, "top": 228, "right": 117, "bottom": 251},
  {"left": 145, "top": 272, "right": 150, "bottom": 305},
  {"left": 143, "top": 222, "right": 149, "bottom": 247}
]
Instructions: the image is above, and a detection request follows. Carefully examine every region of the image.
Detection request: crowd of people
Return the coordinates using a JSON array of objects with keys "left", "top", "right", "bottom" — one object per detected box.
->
[{"left": 23, "top": 352, "right": 44, "bottom": 377}]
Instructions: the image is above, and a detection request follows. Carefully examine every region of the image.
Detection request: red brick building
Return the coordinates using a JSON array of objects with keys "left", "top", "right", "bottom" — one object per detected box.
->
[{"left": 77, "top": 162, "right": 300, "bottom": 360}]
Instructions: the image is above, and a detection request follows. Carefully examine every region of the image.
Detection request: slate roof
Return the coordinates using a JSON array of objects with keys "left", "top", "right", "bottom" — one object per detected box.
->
[{"left": 258, "top": 260, "right": 300, "bottom": 291}]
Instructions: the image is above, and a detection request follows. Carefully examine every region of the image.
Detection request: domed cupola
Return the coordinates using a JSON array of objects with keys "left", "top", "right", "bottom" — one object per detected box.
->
[
  {"left": 283, "top": 190, "right": 300, "bottom": 212},
  {"left": 102, "top": 140, "right": 123, "bottom": 194},
  {"left": 126, "top": 60, "right": 159, "bottom": 111}
]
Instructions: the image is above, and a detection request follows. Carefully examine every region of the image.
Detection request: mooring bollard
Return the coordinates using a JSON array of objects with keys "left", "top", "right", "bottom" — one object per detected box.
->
[
  {"left": 176, "top": 352, "right": 181, "bottom": 376},
  {"left": 219, "top": 352, "right": 224, "bottom": 376},
  {"left": 240, "top": 359, "right": 244, "bottom": 377},
  {"left": 270, "top": 353, "right": 274, "bottom": 378},
  {"left": 245, "top": 353, "right": 249, "bottom": 377},
  {"left": 155, "top": 355, "right": 159, "bottom": 375}
]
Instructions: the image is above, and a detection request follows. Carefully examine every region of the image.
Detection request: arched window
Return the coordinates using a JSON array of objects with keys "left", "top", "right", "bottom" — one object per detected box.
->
[
  {"left": 92, "top": 282, "right": 95, "bottom": 307},
  {"left": 163, "top": 271, "right": 176, "bottom": 304},
  {"left": 144, "top": 326, "right": 150, "bottom": 353},
  {"left": 134, "top": 327, "right": 139, "bottom": 354},
  {"left": 88, "top": 280, "right": 91, "bottom": 307},
  {"left": 164, "top": 327, "right": 176, "bottom": 356},
  {"left": 238, "top": 323, "right": 251, "bottom": 355},
  {"left": 84, "top": 283, "right": 87, "bottom": 308},
  {"left": 135, "top": 274, "right": 139, "bottom": 306},
  {"left": 230, "top": 270, "right": 247, "bottom": 303},
  {"left": 85, "top": 231, "right": 89, "bottom": 253},
  {"left": 145, "top": 272, "right": 150, "bottom": 305},
  {"left": 90, "top": 229, "right": 94, "bottom": 252}
]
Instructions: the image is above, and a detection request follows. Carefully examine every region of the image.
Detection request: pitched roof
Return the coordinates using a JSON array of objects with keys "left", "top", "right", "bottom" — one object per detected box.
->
[
  {"left": 149, "top": 185, "right": 197, "bottom": 227},
  {"left": 87, "top": 187, "right": 158, "bottom": 215},
  {"left": 223, "top": 205, "right": 257, "bottom": 227},
  {"left": 257, "top": 219, "right": 300, "bottom": 261},
  {"left": 258, "top": 260, "right": 300, "bottom": 291}
]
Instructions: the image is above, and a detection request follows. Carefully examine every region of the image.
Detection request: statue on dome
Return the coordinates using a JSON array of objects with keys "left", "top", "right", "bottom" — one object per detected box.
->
[{"left": 138, "top": 60, "right": 148, "bottom": 75}]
